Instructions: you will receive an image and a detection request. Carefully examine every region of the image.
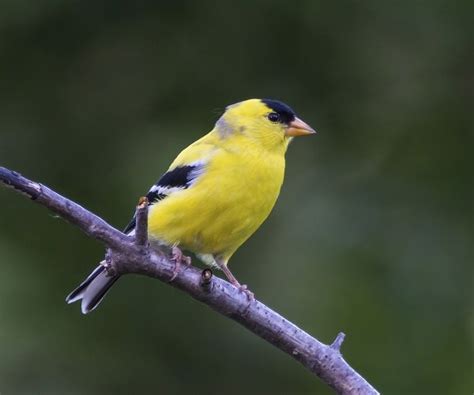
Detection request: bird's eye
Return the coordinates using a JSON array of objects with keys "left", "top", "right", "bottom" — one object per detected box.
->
[{"left": 268, "top": 112, "right": 280, "bottom": 123}]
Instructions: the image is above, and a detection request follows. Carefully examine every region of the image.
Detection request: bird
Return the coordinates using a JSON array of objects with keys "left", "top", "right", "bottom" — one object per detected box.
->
[{"left": 66, "top": 98, "right": 316, "bottom": 313}]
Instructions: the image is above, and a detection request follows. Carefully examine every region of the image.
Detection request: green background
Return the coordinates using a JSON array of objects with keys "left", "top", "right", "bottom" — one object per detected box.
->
[{"left": 0, "top": 1, "right": 472, "bottom": 394}]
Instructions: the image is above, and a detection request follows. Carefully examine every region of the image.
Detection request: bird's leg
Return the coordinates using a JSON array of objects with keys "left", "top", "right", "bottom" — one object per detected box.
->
[
  {"left": 169, "top": 245, "right": 191, "bottom": 282},
  {"left": 215, "top": 258, "right": 254, "bottom": 300}
]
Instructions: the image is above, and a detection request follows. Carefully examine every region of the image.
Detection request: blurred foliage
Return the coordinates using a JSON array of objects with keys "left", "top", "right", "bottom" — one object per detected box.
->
[{"left": 0, "top": 1, "right": 472, "bottom": 394}]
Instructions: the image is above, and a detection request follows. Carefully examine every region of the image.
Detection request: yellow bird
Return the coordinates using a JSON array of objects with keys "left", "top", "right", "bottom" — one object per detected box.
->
[{"left": 67, "top": 99, "right": 315, "bottom": 313}]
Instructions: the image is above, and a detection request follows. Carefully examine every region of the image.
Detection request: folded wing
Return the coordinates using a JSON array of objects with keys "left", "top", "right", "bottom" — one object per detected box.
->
[{"left": 123, "top": 161, "right": 205, "bottom": 234}]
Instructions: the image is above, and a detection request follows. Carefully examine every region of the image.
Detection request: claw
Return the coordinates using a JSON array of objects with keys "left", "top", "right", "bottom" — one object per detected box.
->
[
  {"left": 239, "top": 284, "right": 255, "bottom": 301},
  {"left": 182, "top": 255, "right": 192, "bottom": 266},
  {"left": 169, "top": 246, "right": 191, "bottom": 282}
]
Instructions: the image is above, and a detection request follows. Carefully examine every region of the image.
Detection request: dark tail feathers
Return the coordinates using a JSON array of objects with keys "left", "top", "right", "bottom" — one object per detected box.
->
[{"left": 66, "top": 265, "right": 119, "bottom": 314}]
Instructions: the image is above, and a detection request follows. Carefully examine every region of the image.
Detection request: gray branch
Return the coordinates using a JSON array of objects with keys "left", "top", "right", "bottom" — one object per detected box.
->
[{"left": 0, "top": 166, "right": 379, "bottom": 395}]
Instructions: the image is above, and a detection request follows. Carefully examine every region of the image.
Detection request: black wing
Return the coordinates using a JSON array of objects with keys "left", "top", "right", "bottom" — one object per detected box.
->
[{"left": 123, "top": 163, "right": 204, "bottom": 234}]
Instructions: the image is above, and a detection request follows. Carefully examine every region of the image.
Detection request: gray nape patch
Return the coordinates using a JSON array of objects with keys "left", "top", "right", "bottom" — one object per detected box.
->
[{"left": 216, "top": 117, "right": 234, "bottom": 137}]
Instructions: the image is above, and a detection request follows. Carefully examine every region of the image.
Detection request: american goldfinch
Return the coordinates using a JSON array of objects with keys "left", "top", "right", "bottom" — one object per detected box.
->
[{"left": 67, "top": 98, "right": 315, "bottom": 313}]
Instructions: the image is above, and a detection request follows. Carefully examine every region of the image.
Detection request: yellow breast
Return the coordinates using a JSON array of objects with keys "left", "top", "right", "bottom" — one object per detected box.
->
[{"left": 147, "top": 132, "right": 285, "bottom": 260}]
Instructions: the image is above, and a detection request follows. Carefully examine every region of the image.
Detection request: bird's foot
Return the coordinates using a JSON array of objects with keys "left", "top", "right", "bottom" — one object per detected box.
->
[
  {"left": 232, "top": 281, "right": 254, "bottom": 301},
  {"left": 171, "top": 246, "right": 192, "bottom": 266},
  {"left": 219, "top": 262, "right": 255, "bottom": 301},
  {"left": 239, "top": 284, "right": 255, "bottom": 301},
  {"left": 169, "top": 246, "right": 191, "bottom": 282}
]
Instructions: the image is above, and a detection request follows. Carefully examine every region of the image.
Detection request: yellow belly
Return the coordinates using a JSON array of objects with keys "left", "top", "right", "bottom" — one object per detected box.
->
[{"left": 148, "top": 151, "right": 285, "bottom": 260}]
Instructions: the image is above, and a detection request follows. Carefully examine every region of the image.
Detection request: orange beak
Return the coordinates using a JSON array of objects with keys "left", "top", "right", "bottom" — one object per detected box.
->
[{"left": 285, "top": 117, "right": 316, "bottom": 137}]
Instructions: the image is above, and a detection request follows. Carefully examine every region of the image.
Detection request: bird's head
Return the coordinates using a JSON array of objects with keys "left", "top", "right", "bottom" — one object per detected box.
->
[{"left": 215, "top": 99, "right": 316, "bottom": 153}]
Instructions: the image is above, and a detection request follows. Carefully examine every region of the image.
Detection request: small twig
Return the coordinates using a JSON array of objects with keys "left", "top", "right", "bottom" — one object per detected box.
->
[
  {"left": 0, "top": 166, "right": 379, "bottom": 395},
  {"left": 330, "top": 332, "right": 346, "bottom": 352},
  {"left": 134, "top": 196, "right": 149, "bottom": 247}
]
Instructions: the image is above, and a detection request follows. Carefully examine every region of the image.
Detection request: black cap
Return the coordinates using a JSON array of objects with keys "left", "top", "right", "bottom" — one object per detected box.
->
[{"left": 261, "top": 99, "right": 296, "bottom": 124}]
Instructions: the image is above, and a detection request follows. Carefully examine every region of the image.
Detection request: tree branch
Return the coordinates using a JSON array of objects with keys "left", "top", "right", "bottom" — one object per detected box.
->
[{"left": 0, "top": 166, "right": 379, "bottom": 395}]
